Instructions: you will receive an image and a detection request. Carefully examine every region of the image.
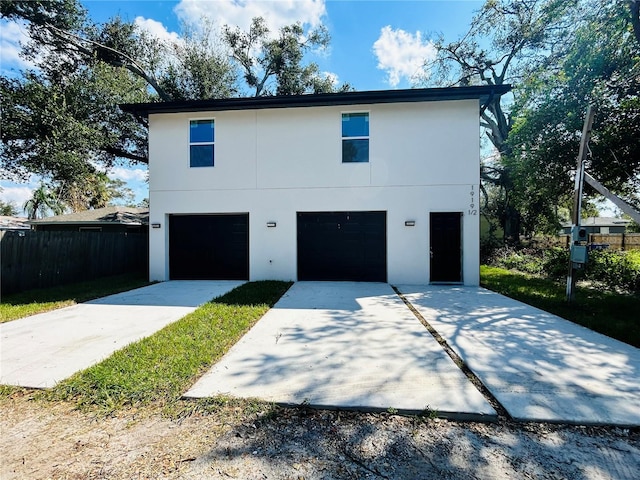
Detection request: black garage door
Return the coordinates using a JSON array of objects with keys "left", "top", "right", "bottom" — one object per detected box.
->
[
  {"left": 169, "top": 214, "right": 248, "bottom": 280},
  {"left": 297, "top": 211, "right": 386, "bottom": 282}
]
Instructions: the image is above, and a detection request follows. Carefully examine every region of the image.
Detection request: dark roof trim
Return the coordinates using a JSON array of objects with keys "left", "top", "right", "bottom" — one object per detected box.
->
[
  {"left": 120, "top": 85, "right": 511, "bottom": 117},
  {"left": 29, "top": 220, "right": 145, "bottom": 226}
]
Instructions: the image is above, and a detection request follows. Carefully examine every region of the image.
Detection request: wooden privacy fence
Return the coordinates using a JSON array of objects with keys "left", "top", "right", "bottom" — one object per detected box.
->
[
  {"left": 536, "top": 233, "right": 640, "bottom": 250},
  {"left": 1, "top": 230, "right": 148, "bottom": 295},
  {"left": 589, "top": 233, "right": 640, "bottom": 250}
]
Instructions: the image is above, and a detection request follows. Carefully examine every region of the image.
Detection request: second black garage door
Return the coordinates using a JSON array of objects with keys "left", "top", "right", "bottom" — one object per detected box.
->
[
  {"left": 169, "top": 214, "right": 249, "bottom": 280},
  {"left": 297, "top": 211, "right": 386, "bottom": 282}
]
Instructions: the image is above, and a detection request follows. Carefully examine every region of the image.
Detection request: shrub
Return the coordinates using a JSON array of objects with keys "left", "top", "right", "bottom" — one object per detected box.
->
[
  {"left": 586, "top": 249, "right": 640, "bottom": 293},
  {"left": 490, "top": 246, "right": 545, "bottom": 275},
  {"left": 541, "top": 247, "right": 569, "bottom": 280},
  {"left": 485, "top": 244, "right": 640, "bottom": 293}
]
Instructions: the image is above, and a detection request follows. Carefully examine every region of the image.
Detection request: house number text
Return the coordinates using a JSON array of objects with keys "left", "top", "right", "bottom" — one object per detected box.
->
[{"left": 468, "top": 185, "right": 477, "bottom": 216}]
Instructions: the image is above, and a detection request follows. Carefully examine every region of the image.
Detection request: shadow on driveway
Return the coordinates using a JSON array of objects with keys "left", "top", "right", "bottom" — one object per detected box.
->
[
  {"left": 397, "top": 285, "right": 640, "bottom": 426},
  {"left": 0, "top": 281, "right": 244, "bottom": 388},
  {"left": 185, "top": 282, "right": 495, "bottom": 419}
]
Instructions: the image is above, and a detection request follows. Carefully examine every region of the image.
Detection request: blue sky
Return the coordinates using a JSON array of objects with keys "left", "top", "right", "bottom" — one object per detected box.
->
[{"left": 1, "top": 0, "right": 484, "bottom": 213}]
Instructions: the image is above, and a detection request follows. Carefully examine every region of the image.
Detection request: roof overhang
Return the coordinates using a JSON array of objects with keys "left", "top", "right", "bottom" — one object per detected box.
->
[
  {"left": 29, "top": 221, "right": 144, "bottom": 226},
  {"left": 120, "top": 85, "right": 512, "bottom": 118}
]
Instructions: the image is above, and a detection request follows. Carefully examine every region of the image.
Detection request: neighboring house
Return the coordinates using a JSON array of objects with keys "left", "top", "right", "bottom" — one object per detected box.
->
[
  {"left": 561, "top": 217, "right": 631, "bottom": 235},
  {"left": 29, "top": 206, "right": 149, "bottom": 233},
  {"left": 122, "top": 85, "right": 510, "bottom": 285},
  {"left": 0, "top": 216, "right": 30, "bottom": 231}
]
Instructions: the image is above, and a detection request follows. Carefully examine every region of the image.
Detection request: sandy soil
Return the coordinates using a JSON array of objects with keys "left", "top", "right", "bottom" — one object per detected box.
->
[{"left": 1, "top": 391, "right": 639, "bottom": 480}]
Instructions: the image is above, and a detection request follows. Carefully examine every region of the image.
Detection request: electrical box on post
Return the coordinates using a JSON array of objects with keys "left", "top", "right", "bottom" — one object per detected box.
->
[
  {"left": 570, "top": 244, "right": 588, "bottom": 265},
  {"left": 571, "top": 225, "right": 588, "bottom": 243},
  {"left": 570, "top": 225, "right": 589, "bottom": 266}
]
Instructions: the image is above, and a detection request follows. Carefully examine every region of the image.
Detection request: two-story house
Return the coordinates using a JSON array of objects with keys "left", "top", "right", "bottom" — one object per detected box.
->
[{"left": 122, "top": 85, "right": 509, "bottom": 285}]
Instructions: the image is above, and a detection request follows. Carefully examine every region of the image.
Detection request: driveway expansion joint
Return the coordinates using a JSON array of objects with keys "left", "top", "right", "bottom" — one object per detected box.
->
[{"left": 392, "top": 285, "right": 512, "bottom": 421}]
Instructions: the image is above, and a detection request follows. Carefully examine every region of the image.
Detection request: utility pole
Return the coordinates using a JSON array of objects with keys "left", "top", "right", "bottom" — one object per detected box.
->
[{"left": 566, "top": 106, "right": 595, "bottom": 303}]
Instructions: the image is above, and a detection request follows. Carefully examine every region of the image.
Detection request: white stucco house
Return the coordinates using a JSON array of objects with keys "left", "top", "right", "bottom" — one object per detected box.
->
[{"left": 122, "top": 85, "right": 510, "bottom": 285}]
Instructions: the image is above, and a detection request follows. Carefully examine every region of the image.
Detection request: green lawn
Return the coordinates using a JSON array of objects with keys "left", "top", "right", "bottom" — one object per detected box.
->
[
  {"left": 480, "top": 265, "right": 640, "bottom": 348},
  {"left": 49, "top": 280, "right": 292, "bottom": 414},
  {"left": 0, "top": 273, "right": 150, "bottom": 323}
]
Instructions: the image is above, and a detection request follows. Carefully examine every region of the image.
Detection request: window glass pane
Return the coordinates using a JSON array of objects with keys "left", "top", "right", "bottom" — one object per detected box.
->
[
  {"left": 190, "top": 144, "right": 214, "bottom": 167},
  {"left": 342, "top": 113, "right": 369, "bottom": 137},
  {"left": 342, "top": 139, "right": 369, "bottom": 163},
  {"left": 190, "top": 119, "right": 214, "bottom": 143}
]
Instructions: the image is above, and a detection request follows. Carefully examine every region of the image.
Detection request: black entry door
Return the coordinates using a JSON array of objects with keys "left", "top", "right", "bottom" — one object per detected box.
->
[
  {"left": 297, "top": 211, "right": 386, "bottom": 282},
  {"left": 169, "top": 214, "right": 249, "bottom": 280},
  {"left": 430, "top": 212, "right": 462, "bottom": 283}
]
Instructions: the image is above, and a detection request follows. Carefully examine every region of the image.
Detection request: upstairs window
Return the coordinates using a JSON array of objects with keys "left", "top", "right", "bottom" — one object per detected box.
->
[
  {"left": 342, "top": 112, "right": 369, "bottom": 163},
  {"left": 190, "top": 119, "right": 215, "bottom": 167}
]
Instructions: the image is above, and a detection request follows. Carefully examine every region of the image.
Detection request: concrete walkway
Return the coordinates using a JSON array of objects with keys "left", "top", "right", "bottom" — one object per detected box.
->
[
  {"left": 397, "top": 285, "right": 640, "bottom": 426},
  {"left": 185, "top": 282, "right": 496, "bottom": 419},
  {"left": 0, "top": 281, "right": 244, "bottom": 388}
]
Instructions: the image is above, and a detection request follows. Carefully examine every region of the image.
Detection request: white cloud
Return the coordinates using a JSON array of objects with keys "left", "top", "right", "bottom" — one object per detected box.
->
[
  {"left": 0, "top": 186, "right": 34, "bottom": 210},
  {"left": 107, "top": 166, "right": 148, "bottom": 183},
  {"left": 372, "top": 26, "right": 436, "bottom": 87},
  {"left": 0, "top": 19, "right": 34, "bottom": 72},
  {"left": 134, "top": 17, "right": 181, "bottom": 44},
  {"left": 174, "top": 0, "right": 327, "bottom": 34}
]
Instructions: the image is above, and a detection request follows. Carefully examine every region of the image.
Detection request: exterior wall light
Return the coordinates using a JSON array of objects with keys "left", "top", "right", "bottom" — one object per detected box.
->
[
  {"left": 405, "top": 220, "right": 416, "bottom": 227},
  {"left": 151, "top": 223, "right": 161, "bottom": 229},
  {"left": 266, "top": 222, "right": 277, "bottom": 227}
]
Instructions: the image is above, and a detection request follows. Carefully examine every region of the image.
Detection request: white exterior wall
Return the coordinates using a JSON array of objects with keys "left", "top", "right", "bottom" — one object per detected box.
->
[{"left": 148, "top": 99, "right": 481, "bottom": 285}]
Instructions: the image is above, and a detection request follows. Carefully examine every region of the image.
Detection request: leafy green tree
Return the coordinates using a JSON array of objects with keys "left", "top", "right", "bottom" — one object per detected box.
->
[
  {"left": 422, "top": 0, "right": 574, "bottom": 242},
  {"left": 224, "top": 17, "right": 350, "bottom": 96},
  {"left": 23, "top": 184, "right": 65, "bottom": 219},
  {"left": 159, "top": 20, "right": 238, "bottom": 100},
  {"left": 1, "top": 64, "right": 149, "bottom": 183},
  {"left": 506, "top": 0, "right": 640, "bottom": 235},
  {"left": 425, "top": 0, "right": 639, "bottom": 240},
  {"left": 0, "top": 200, "right": 19, "bottom": 216},
  {"left": 57, "top": 173, "right": 134, "bottom": 212}
]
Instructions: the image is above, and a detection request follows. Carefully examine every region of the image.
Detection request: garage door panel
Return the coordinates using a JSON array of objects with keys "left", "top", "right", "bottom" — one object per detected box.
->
[
  {"left": 169, "top": 214, "right": 248, "bottom": 280},
  {"left": 297, "top": 211, "right": 386, "bottom": 282}
]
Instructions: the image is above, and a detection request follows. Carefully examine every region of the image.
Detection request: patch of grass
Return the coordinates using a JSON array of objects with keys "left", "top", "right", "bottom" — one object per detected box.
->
[
  {"left": 481, "top": 265, "right": 640, "bottom": 347},
  {"left": 1, "top": 273, "right": 150, "bottom": 323},
  {"left": 169, "top": 395, "right": 279, "bottom": 422},
  {"left": 49, "top": 280, "right": 292, "bottom": 414},
  {"left": 0, "top": 385, "right": 29, "bottom": 398}
]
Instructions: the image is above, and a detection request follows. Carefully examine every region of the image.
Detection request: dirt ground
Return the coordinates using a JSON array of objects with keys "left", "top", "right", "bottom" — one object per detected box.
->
[{"left": 2, "top": 391, "right": 639, "bottom": 480}]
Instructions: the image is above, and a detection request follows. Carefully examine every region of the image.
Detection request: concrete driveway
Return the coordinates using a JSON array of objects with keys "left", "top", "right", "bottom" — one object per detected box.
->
[
  {"left": 185, "top": 282, "right": 496, "bottom": 419},
  {"left": 0, "top": 281, "right": 244, "bottom": 388},
  {"left": 3, "top": 280, "right": 638, "bottom": 426},
  {"left": 397, "top": 285, "right": 640, "bottom": 426}
]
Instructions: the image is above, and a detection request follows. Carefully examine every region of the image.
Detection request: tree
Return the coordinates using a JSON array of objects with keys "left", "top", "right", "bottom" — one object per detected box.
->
[
  {"left": 421, "top": 0, "right": 575, "bottom": 242},
  {"left": 1, "top": 64, "right": 149, "bottom": 183},
  {"left": 23, "top": 184, "right": 65, "bottom": 219},
  {"left": 57, "top": 173, "right": 134, "bottom": 212},
  {"left": 159, "top": 20, "right": 239, "bottom": 101},
  {"left": 506, "top": 0, "right": 640, "bottom": 234},
  {"left": 1, "top": 2, "right": 173, "bottom": 101},
  {"left": 0, "top": 200, "right": 19, "bottom": 216},
  {"left": 423, "top": 0, "right": 640, "bottom": 240},
  {"left": 224, "top": 17, "right": 350, "bottom": 96}
]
